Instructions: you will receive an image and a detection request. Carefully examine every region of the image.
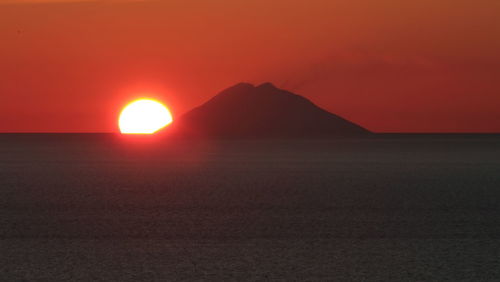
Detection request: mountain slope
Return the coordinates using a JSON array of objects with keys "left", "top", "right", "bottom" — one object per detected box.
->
[{"left": 167, "top": 82, "right": 370, "bottom": 138}]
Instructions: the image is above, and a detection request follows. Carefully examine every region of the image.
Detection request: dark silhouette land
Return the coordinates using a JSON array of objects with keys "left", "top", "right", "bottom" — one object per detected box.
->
[{"left": 165, "top": 82, "right": 370, "bottom": 138}]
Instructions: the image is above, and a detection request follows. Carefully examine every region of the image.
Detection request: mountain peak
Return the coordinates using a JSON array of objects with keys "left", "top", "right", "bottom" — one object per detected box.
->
[
  {"left": 167, "top": 82, "right": 370, "bottom": 138},
  {"left": 256, "top": 82, "right": 277, "bottom": 90}
]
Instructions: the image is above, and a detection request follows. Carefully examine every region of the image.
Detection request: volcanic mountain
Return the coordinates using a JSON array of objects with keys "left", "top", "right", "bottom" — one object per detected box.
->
[{"left": 166, "top": 82, "right": 370, "bottom": 138}]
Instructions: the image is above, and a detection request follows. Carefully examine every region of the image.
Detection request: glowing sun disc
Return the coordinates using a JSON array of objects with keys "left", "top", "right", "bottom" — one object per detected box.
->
[{"left": 119, "top": 99, "right": 173, "bottom": 134}]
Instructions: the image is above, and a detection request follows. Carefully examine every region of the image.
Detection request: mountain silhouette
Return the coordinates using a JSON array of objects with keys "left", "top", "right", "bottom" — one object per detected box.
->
[{"left": 166, "top": 82, "right": 370, "bottom": 138}]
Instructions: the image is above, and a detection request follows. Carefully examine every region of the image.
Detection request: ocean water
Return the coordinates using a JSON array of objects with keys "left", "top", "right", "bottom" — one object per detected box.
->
[{"left": 1, "top": 134, "right": 500, "bottom": 281}]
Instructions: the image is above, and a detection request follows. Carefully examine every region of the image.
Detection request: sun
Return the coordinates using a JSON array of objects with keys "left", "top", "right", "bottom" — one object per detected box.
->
[{"left": 119, "top": 99, "right": 173, "bottom": 134}]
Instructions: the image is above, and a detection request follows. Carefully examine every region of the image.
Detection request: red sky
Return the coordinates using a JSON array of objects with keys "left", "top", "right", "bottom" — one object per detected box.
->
[{"left": 1, "top": 0, "right": 499, "bottom": 132}]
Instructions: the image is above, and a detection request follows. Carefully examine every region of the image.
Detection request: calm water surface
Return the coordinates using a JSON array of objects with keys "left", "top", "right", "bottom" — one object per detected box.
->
[{"left": 1, "top": 134, "right": 500, "bottom": 281}]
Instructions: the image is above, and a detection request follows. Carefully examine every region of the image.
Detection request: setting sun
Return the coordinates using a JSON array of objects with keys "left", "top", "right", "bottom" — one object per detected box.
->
[{"left": 119, "top": 99, "right": 173, "bottom": 134}]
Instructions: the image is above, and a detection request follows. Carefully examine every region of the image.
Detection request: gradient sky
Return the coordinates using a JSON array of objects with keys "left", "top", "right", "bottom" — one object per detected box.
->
[{"left": 1, "top": 0, "right": 499, "bottom": 132}]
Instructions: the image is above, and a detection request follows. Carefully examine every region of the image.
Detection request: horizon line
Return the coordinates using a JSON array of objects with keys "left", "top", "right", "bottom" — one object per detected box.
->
[{"left": 1, "top": 132, "right": 500, "bottom": 135}]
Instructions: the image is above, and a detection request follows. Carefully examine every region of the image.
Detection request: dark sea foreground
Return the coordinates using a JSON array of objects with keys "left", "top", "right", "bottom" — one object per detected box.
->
[{"left": 1, "top": 133, "right": 500, "bottom": 281}]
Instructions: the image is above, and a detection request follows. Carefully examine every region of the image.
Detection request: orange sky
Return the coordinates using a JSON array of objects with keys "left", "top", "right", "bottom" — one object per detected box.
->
[{"left": 1, "top": 0, "right": 499, "bottom": 132}]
